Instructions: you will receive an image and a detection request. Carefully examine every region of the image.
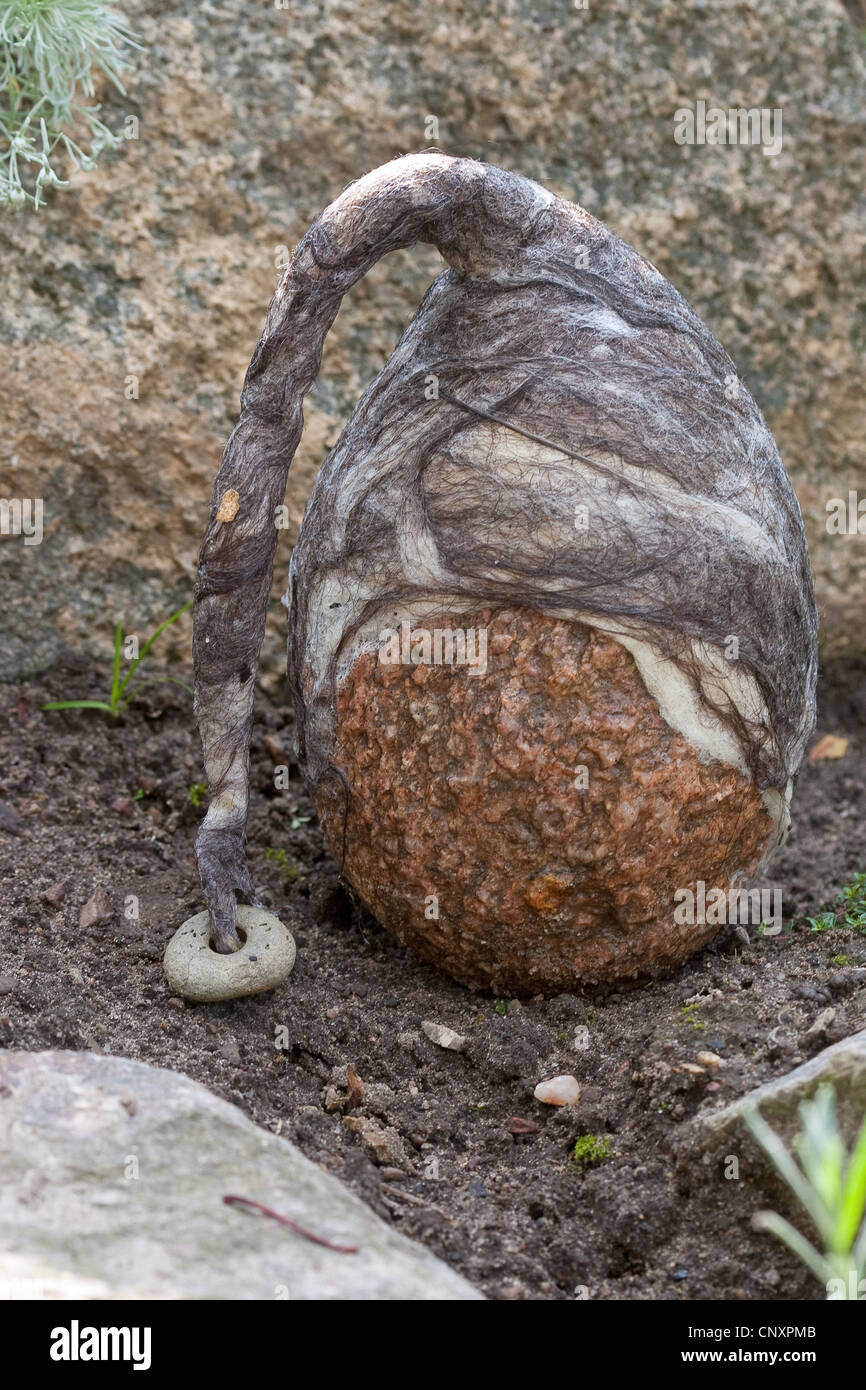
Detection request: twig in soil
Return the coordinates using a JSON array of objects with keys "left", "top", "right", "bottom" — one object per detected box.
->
[
  {"left": 222, "top": 1194, "right": 359, "bottom": 1253},
  {"left": 380, "top": 1187, "right": 452, "bottom": 1220}
]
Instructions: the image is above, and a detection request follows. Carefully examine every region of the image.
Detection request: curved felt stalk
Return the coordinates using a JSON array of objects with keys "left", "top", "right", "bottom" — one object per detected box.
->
[{"left": 193, "top": 154, "right": 551, "bottom": 949}]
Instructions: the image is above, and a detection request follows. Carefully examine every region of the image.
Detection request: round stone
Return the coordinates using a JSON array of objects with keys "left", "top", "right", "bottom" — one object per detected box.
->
[
  {"left": 315, "top": 607, "right": 777, "bottom": 995},
  {"left": 163, "top": 907, "right": 296, "bottom": 1002}
]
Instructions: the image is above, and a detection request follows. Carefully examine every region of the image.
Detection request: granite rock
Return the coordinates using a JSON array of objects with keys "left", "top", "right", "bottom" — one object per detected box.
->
[
  {"left": 0, "top": 1050, "right": 482, "bottom": 1300},
  {"left": 1, "top": 0, "right": 864, "bottom": 680}
]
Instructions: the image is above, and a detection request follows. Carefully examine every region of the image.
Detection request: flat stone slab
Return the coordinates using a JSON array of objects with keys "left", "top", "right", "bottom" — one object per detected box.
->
[
  {"left": 0, "top": 1051, "right": 482, "bottom": 1301},
  {"left": 675, "top": 1030, "right": 866, "bottom": 1206},
  {"left": 163, "top": 906, "right": 296, "bottom": 1002}
]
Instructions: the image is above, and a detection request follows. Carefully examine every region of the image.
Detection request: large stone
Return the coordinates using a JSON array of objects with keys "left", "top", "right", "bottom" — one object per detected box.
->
[
  {"left": 677, "top": 1030, "right": 866, "bottom": 1192},
  {"left": 0, "top": 0, "right": 864, "bottom": 682},
  {"left": 0, "top": 1051, "right": 482, "bottom": 1300},
  {"left": 318, "top": 614, "right": 778, "bottom": 993}
]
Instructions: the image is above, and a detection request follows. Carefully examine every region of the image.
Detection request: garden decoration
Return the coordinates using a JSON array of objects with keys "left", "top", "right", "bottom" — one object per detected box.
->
[{"left": 191, "top": 153, "right": 818, "bottom": 996}]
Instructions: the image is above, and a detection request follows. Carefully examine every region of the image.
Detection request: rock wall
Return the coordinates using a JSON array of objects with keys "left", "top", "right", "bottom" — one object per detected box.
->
[{"left": 1, "top": 0, "right": 864, "bottom": 681}]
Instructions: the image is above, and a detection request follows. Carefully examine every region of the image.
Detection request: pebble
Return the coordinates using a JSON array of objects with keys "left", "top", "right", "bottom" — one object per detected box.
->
[
  {"left": 163, "top": 907, "right": 296, "bottom": 1002},
  {"left": 43, "top": 882, "right": 67, "bottom": 907},
  {"left": 696, "top": 1051, "right": 723, "bottom": 1069},
  {"left": 533, "top": 1075, "right": 581, "bottom": 1107},
  {"left": 422, "top": 1021, "right": 468, "bottom": 1051},
  {"left": 805, "top": 1006, "right": 836, "bottom": 1038},
  {"left": 79, "top": 890, "right": 114, "bottom": 930},
  {"left": 507, "top": 1115, "right": 540, "bottom": 1136},
  {"left": 0, "top": 975, "right": 17, "bottom": 995},
  {"left": 343, "top": 1115, "right": 411, "bottom": 1169}
]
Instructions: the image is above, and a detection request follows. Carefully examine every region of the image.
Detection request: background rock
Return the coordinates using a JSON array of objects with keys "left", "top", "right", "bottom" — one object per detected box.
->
[
  {"left": 1, "top": 0, "right": 864, "bottom": 682},
  {"left": 0, "top": 1050, "right": 482, "bottom": 1300}
]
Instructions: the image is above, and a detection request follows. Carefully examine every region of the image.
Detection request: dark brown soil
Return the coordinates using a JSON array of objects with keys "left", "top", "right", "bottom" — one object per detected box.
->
[{"left": 1, "top": 651, "right": 864, "bottom": 1301}]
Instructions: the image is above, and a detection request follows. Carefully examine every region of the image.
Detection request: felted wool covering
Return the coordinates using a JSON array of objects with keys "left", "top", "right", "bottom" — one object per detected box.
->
[{"left": 193, "top": 153, "right": 818, "bottom": 991}]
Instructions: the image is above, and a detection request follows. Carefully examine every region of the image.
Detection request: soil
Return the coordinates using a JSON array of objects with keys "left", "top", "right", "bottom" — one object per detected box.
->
[{"left": 1, "top": 650, "right": 864, "bottom": 1302}]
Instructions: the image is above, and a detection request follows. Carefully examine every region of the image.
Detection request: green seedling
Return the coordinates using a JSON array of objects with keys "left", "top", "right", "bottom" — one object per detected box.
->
[
  {"left": 744, "top": 1084, "right": 866, "bottom": 1300},
  {"left": 1, "top": 0, "right": 141, "bottom": 207},
  {"left": 808, "top": 874, "right": 866, "bottom": 934},
  {"left": 187, "top": 782, "right": 206, "bottom": 808},
  {"left": 264, "top": 847, "right": 303, "bottom": 884},
  {"left": 42, "top": 601, "right": 192, "bottom": 718}
]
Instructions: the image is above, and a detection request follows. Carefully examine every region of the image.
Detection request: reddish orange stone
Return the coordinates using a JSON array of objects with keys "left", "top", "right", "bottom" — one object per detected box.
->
[{"left": 315, "top": 609, "right": 776, "bottom": 994}]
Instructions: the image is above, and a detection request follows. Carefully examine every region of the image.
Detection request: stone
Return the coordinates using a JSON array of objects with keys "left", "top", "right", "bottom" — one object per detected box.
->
[
  {"left": 680, "top": 1030, "right": 866, "bottom": 1184},
  {"left": 163, "top": 906, "right": 296, "bottom": 1003},
  {"left": 2, "top": 4, "right": 863, "bottom": 687},
  {"left": 342, "top": 1115, "right": 414, "bottom": 1171},
  {"left": 0, "top": 1051, "right": 480, "bottom": 1300},
  {"left": 0, "top": 976, "right": 17, "bottom": 995},
  {"left": 319, "top": 616, "right": 778, "bottom": 993},
  {"left": 42, "top": 882, "right": 67, "bottom": 906},
  {"left": 421, "top": 1021, "right": 469, "bottom": 1052},
  {"left": 78, "top": 889, "right": 114, "bottom": 930},
  {"left": 534, "top": 1075, "right": 582, "bottom": 1107}
]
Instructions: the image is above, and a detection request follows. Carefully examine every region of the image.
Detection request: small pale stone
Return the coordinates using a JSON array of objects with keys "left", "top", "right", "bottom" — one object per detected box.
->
[
  {"left": 79, "top": 889, "right": 113, "bottom": 930},
  {"left": 421, "top": 1021, "right": 468, "bottom": 1051},
  {"left": 163, "top": 907, "right": 295, "bottom": 1003},
  {"left": 533, "top": 1075, "right": 581, "bottom": 1107},
  {"left": 342, "top": 1115, "right": 412, "bottom": 1169},
  {"left": 805, "top": 1006, "right": 836, "bottom": 1038},
  {"left": 696, "top": 1050, "right": 723, "bottom": 1069}
]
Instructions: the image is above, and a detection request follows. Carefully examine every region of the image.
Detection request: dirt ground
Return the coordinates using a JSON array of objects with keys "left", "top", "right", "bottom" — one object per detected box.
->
[{"left": 1, "top": 649, "right": 864, "bottom": 1301}]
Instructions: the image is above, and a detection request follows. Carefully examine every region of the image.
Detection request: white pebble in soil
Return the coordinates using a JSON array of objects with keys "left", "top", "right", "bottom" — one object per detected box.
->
[{"left": 163, "top": 906, "right": 296, "bottom": 1002}]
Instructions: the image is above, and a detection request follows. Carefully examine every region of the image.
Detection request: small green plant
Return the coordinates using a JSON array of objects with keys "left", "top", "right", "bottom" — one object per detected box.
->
[
  {"left": 264, "top": 847, "right": 303, "bottom": 884},
  {"left": 187, "top": 782, "right": 206, "bottom": 808},
  {"left": 808, "top": 874, "right": 866, "bottom": 934},
  {"left": 493, "top": 999, "right": 507, "bottom": 1017},
  {"left": 288, "top": 804, "right": 311, "bottom": 830},
  {"left": 42, "top": 601, "right": 192, "bottom": 718},
  {"left": 1, "top": 0, "right": 140, "bottom": 207},
  {"left": 744, "top": 1085, "right": 866, "bottom": 1300},
  {"left": 570, "top": 1134, "right": 612, "bottom": 1172},
  {"left": 833, "top": 954, "right": 854, "bottom": 968},
  {"left": 132, "top": 787, "right": 143, "bottom": 801}
]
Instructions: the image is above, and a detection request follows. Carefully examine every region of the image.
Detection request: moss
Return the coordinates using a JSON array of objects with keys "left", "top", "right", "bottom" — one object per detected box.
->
[
  {"left": 570, "top": 1134, "right": 612, "bottom": 1172},
  {"left": 678, "top": 1003, "right": 707, "bottom": 1031}
]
